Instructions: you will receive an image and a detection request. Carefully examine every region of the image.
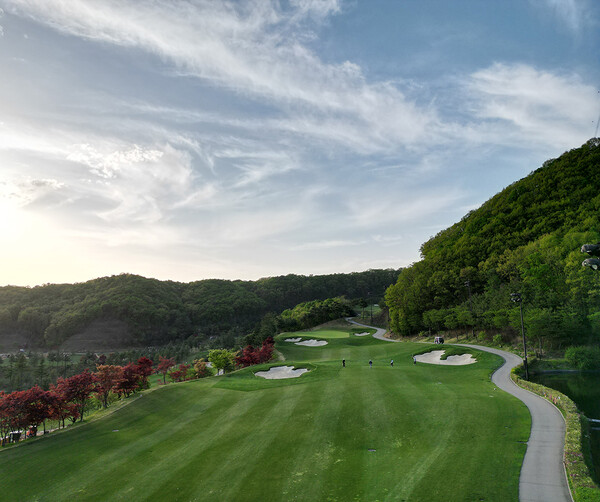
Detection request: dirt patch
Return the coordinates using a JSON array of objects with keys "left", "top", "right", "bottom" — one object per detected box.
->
[
  {"left": 312, "top": 319, "right": 352, "bottom": 330},
  {"left": 0, "top": 331, "right": 38, "bottom": 352}
]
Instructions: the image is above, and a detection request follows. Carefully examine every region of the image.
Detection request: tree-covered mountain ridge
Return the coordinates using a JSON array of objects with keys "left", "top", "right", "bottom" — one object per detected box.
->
[
  {"left": 0, "top": 269, "right": 399, "bottom": 352},
  {"left": 386, "top": 138, "right": 600, "bottom": 350}
]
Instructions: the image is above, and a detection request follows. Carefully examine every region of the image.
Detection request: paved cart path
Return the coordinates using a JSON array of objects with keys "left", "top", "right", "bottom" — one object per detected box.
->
[
  {"left": 347, "top": 320, "right": 572, "bottom": 502},
  {"left": 457, "top": 344, "right": 572, "bottom": 502}
]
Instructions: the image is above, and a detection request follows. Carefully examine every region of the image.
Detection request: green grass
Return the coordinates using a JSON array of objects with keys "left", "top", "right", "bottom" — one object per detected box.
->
[{"left": 1, "top": 328, "right": 530, "bottom": 501}]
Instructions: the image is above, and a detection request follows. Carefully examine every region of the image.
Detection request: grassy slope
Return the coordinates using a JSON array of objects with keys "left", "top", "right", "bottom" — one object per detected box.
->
[{"left": 0, "top": 330, "right": 529, "bottom": 501}]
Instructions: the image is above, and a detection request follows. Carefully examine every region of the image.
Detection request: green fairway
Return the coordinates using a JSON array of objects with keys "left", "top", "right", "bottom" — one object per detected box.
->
[{"left": 0, "top": 328, "right": 530, "bottom": 501}]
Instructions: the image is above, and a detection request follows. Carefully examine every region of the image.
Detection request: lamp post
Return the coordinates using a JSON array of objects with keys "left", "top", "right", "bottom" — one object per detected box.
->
[
  {"left": 581, "top": 242, "right": 600, "bottom": 270},
  {"left": 511, "top": 292, "right": 528, "bottom": 380}
]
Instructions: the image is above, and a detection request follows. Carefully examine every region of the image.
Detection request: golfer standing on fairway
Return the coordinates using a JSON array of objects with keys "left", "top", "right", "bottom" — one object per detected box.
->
[{"left": 369, "top": 359, "right": 372, "bottom": 368}]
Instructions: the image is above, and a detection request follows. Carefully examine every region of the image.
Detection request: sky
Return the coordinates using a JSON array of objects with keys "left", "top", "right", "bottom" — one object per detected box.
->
[{"left": 0, "top": 0, "right": 599, "bottom": 287}]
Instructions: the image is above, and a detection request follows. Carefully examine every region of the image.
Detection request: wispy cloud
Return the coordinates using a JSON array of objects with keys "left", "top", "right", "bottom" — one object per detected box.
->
[
  {"left": 465, "top": 63, "right": 599, "bottom": 148},
  {"left": 2, "top": 0, "right": 437, "bottom": 152},
  {"left": 530, "top": 0, "right": 592, "bottom": 34},
  {"left": 0, "top": 1, "right": 598, "bottom": 285}
]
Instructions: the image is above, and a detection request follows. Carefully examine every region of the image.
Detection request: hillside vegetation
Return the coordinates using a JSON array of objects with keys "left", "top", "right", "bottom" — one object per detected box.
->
[
  {"left": 0, "top": 269, "right": 399, "bottom": 351},
  {"left": 385, "top": 138, "right": 600, "bottom": 351}
]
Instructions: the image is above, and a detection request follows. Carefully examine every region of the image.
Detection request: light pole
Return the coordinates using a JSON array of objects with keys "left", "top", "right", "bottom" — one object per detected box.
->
[
  {"left": 581, "top": 242, "right": 600, "bottom": 270},
  {"left": 511, "top": 292, "right": 528, "bottom": 380}
]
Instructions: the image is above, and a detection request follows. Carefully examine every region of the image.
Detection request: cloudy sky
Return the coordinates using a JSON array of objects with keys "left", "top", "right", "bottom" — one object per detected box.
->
[{"left": 0, "top": 0, "right": 599, "bottom": 286}]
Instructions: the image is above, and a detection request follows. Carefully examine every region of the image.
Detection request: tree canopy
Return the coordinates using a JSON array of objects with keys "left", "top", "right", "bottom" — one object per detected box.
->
[
  {"left": 0, "top": 269, "right": 399, "bottom": 351},
  {"left": 385, "top": 138, "right": 600, "bottom": 350}
]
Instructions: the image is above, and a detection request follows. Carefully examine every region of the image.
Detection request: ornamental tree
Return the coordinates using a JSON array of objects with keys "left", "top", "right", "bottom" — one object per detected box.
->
[
  {"left": 94, "top": 365, "right": 123, "bottom": 408},
  {"left": 208, "top": 349, "right": 236, "bottom": 375},
  {"left": 114, "top": 363, "right": 140, "bottom": 398},
  {"left": 193, "top": 359, "right": 211, "bottom": 378},
  {"left": 135, "top": 357, "right": 154, "bottom": 389},
  {"left": 20, "top": 385, "right": 54, "bottom": 435},
  {"left": 168, "top": 363, "right": 191, "bottom": 383},
  {"left": 235, "top": 338, "right": 274, "bottom": 368},
  {"left": 59, "top": 370, "right": 97, "bottom": 422},
  {"left": 48, "top": 385, "right": 79, "bottom": 428},
  {"left": 157, "top": 356, "right": 176, "bottom": 384}
]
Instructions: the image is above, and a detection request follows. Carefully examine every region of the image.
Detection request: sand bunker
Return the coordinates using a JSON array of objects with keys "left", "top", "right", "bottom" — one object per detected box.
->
[
  {"left": 255, "top": 366, "right": 309, "bottom": 379},
  {"left": 295, "top": 339, "right": 328, "bottom": 347},
  {"left": 354, "top": 332, "right": 370, "bottom": 336},
  {"left": 284, "top": 337, "right": 302, "bottom": 342},
  {"left": 414, "top": 350, "right": 476, "bottom": 365}
]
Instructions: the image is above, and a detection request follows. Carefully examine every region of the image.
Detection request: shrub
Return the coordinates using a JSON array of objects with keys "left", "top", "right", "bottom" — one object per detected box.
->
[
  {"left": 493, "top": 334, "right": 503, "bottom": 346},
  {"left": 477, "top": 331, "right": 487, "bottom": 342},
  {"left": 565, "top": 346, "right": 600, "bottom": 371}
]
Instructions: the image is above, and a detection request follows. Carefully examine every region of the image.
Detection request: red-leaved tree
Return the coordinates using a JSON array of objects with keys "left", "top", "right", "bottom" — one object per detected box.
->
[
  {"left": 135, "top": 357, "right": 154, "bottom": 389},
  {"left": 94, "top": 365, "right": 123, "bottom": 408},
  {"left": 48, "top": 384, "right": 79, "bottom": 428},
  {"left": 193, "top": 359, "right": 211, "bottom": 378},
  {"left": 168, "top": 364, "right": 191, "bottom": 383},
  {"left": 114, "top": 363, "right": 140, "bottom": 398},
  {"left": 157, "top": 356, "right": 176, "bottom": 384},
  {"left": 20, "top": 385, "right": 54, "bottom": 435},
  {"left": 0, "top": 391, "right": 19, "bottom": 445},
  {"left": 236, "top": 337, "right": 275, "bottom": 367},
  {"left": 59, "top": 370, "right": 97, "bottom": 422}
]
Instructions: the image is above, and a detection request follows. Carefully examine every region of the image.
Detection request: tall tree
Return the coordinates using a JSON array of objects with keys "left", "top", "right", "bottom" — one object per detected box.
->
[
  {"left": 59, "top": 370, "right": 96, "bottom": 422},
  {"left": 94, "top": 365, "right": 123, "bottom": 408},
  {"left": 157, "top": 356, "right": 176, "bottom": 384}
]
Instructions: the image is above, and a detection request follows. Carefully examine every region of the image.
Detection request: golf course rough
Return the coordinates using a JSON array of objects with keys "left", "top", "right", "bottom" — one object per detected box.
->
[{"left": 0, "top": 328, "right": 530, "bottom": 501}]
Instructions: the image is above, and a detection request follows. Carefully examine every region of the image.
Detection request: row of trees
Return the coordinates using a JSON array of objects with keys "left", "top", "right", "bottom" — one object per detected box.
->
[
  {"left": 385, "top": 139, "right": 600, "bottom": 351},
  {"left": 0, "top": 354, "right": 221, "bottom": 445},
  {"left": 0, "top": 336, "right": 212, "bottom": 393}
]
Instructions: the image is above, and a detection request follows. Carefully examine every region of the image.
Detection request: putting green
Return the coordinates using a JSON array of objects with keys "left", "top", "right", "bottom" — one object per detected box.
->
[{"left": 0, "top": 328, "right": 529, "bottom": 501}]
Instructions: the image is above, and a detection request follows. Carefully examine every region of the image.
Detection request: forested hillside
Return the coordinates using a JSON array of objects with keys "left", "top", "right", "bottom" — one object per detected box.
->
[
  {"left": 385, "top": 138, "right": 600, "bottom": 351},
  {"left": 0, "top": 269, "right": 399, "bottom": 351}
]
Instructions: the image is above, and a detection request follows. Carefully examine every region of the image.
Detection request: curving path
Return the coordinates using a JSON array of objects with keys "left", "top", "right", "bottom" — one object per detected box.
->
[
  {"left": 346, "top": 318, "right": 391, "bottom": 341},
  {"left": 458, "top": 344, "right": 572, "bottom": 502},
  {"left": 346, "top": 319, "right": 572, "bottom": 502}
]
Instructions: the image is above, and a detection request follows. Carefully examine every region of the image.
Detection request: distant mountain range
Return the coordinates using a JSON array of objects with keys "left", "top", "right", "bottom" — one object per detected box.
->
[{"left": 0, "top": 269, "right": 399, "bottom": 352}]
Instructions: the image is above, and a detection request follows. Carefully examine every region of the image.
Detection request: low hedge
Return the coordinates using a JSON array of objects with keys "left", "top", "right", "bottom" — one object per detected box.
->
[{"left": 511, "top": 371, "right": 600, "bottom": 502}]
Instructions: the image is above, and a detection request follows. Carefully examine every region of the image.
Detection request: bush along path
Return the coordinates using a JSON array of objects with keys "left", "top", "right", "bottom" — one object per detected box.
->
[
  {"left": 353, "top": 319, "right": 573, "bottom": 502},
  {"left": 512, "top": 375, "right": 600, "bottom": 502}
]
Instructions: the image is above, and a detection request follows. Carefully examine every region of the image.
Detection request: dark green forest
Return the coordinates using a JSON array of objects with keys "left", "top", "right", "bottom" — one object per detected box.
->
[
  {"left": 385, "top": 138, "right": 600, "bottom": 352},
  {"left": 0, "top": 269, "right": 399, "bottom": 351}
]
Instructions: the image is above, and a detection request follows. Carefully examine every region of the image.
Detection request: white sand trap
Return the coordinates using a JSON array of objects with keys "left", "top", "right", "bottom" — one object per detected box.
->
[
  {"left": 414, "top": 350, "right": 476, "bottom": 365},
  {"left": 354, "top": 332, "right": 370, "bottom": 336},
  {"left": 295, "top": 339, "right": 328, "bottom": 347},
  {"left": 284, "top": 337, "right": 302, "bottom": 342},
  {"left": 255, "top": 366, "right": 309, "bottom": 379}
]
